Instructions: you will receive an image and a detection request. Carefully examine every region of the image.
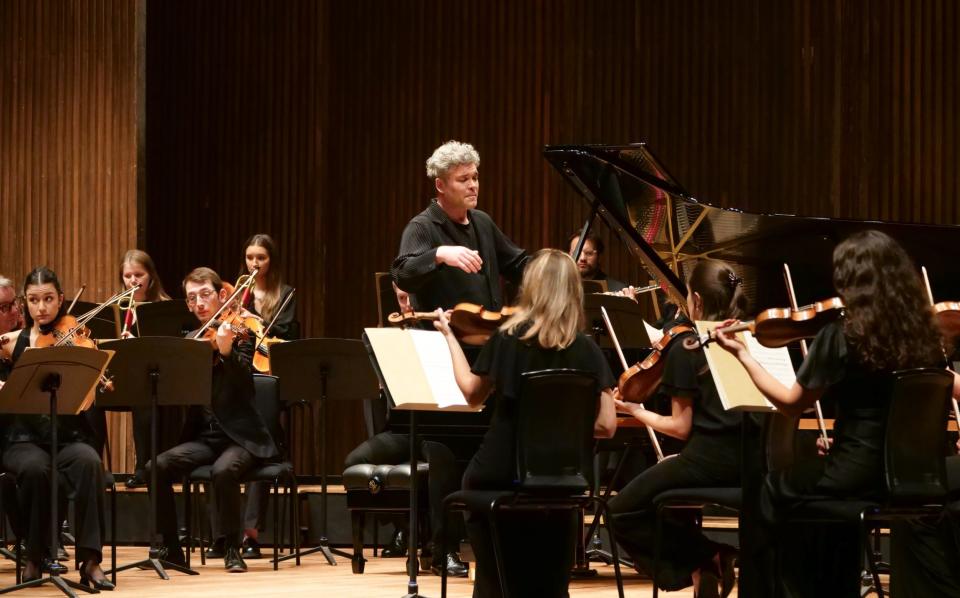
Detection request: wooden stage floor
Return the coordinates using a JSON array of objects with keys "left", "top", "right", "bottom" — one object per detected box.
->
[{"left": 0, "top": 546, "right": 729, "bottom": 597}]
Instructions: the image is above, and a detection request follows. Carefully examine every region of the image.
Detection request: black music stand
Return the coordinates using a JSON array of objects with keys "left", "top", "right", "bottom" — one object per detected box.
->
[
  {"left": 584, "top": 294, "right": 652, "bottom": 351},
  {"left": 132, "top": 302, "right": 195, "bottom": 338},
  {"left": 583, "top": 294, "right": 653, "bottom": 570},
  {"left": 360, "top": 331, "right": 435, "bottom": 598},
  {"left": 96, "top": 338, "right": 211, "bottom": 580},
  {"left": 0, "top": 346, "right": 112, "bottom": 598},
  {"left": 270, "top": 339, "right": 379, "bottom": 565},
  {"left": 71, "top": 301, "right": 120, "bottom": 340}
]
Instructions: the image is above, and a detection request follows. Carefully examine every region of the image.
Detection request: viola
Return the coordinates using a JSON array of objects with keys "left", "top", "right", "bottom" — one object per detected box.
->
[
  {"left": 388, "top": 303, "right": 517, "bottom": 345},
  {"left": 618, "top": 322, "right": 696, "bottom": 403},
  {"left": 686, "top": 297, "right": 845, "bottom": 350}
]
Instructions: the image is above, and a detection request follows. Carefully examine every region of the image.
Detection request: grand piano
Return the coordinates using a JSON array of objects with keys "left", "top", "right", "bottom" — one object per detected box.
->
[
  {"left": 545, "top": 143, "right": 960, "bottom": 312},
  {"left": 544, "top": 143, "right": 960, "bottom": 597}
]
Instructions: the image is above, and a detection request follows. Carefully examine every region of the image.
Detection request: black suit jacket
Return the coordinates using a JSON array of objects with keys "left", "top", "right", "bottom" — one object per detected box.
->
[{"left": 181, "top": 332, "right": 278, "bottom": 459}]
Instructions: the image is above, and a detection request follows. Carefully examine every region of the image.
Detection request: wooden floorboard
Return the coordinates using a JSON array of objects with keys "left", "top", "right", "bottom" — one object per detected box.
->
[{"left": 0, "top": 546, "right": 724, "bottom": 597}]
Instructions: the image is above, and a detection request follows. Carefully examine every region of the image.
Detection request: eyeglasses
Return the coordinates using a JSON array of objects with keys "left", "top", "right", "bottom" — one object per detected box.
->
[
  {"left": 185, "top": 290, "right": 217, "bottom": 307},
  {"left": 0, "top": 301, "right": 19, "bottom": 314},
  {"left": 578, "top": 250, "right": 598, "bottom": 258}
]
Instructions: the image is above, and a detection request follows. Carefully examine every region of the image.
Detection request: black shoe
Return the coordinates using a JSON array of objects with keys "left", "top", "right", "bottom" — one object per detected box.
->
[
  {"left": 241, "top": 537, "right": 262, "bottom": 560},
  {"left": 205, "top": 537, "right": 226, "bottom": 559},
  {"left": 224, "top": 547, "right": 247, "bottom": 573},
  {"left": 156, "top": 544, "right": 186, "bottom": 567},
  {"left": 80, "top": 562, "right": 115, "bottom": 591},
  {"left": 125, "top": 471, "right": 147, "bottom": 489},
  {"left": 380, "top": 529, "right": 407, "bottom": 558},
  {"left": 430, "top": 553, "right": 468, "bottom": 578}
]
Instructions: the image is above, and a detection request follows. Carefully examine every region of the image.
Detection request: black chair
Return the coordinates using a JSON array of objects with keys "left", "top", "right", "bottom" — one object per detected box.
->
[
  {"left": 649, "top": 412, "right": 798, "bottom": 598},
  {"left": 342, "top": 393, "right": 430, "bottom": 574},
  {"left": 184, "top": 373, "right": 299, "bottom": 570},
  {"left": 776, "top": 368, "right": 953, "bottom": 598},
  {"left": 439, "top": 369, "right": 625, "bottom": 598}
]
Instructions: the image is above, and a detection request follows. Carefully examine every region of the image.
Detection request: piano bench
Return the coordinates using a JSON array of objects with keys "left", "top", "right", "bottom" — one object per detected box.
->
[{"left": 342, "top": 462, "right": 430, "bottom": 574}]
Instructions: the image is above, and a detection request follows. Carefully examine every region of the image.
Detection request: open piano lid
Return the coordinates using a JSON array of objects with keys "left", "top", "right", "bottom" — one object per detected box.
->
[{"left": 544, "top": 143, "right": 960, "bottom": 310}]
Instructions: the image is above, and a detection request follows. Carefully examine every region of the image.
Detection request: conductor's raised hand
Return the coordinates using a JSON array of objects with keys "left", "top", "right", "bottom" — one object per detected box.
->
[{"left": 436, "top": 246, "right": 483, "bottom": 274}]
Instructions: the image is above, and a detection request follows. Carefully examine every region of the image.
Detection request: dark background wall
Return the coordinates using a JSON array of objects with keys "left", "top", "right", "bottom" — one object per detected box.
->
[{"left": 3, "top": 0, "right": 958, "bottom": 473}]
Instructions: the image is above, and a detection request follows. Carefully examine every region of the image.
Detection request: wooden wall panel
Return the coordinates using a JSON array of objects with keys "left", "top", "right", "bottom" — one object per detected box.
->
[
  {"left": 0, "top": 0, "right": 141, "bottom": 472},
  {"left": 142, "top": 0, "right": 960, "bottom": 474}
]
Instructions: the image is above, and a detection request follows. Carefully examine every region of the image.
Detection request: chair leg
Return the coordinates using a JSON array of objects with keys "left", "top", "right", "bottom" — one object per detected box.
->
[
  {"left": 440, "top": 505, "right": 449, "bottom": 598},
  {"left": 110, "top": 483, "right": 117, "bottom": 585},
  {"left": 184, "top": 480, "right": 193, "bottom": 569},
  {"left": 351, "top": 510, "right": 366, "bottom": 574},
  {"left": 652, "top": 504, "right": 664, "bottom": 598},
  {"left": 597, "top": 500, "right": 625, "bottom": 598},
  {"left": 488, "top": 508, "right": 510, "bottom": 598},
  {"left": 861, "top": 516, "right": 884, "bottom": 598},
  {"left": 291, "top": 477, "right": 300, "bottom": 566}
]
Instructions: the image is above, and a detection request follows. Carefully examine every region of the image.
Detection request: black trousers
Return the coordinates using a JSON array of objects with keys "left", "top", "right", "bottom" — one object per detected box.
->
[
  {"left": 2, "top": 441, "right": 106, "bottom": 563},
  {"left": 149, "top": 439, "right": 260, "bottom": 549},
  {"left": 607, "top": 433, "right": 740, "bottom": 592},
  {"left": 344, "top": 431, "right": 463, "bottom": 553}
]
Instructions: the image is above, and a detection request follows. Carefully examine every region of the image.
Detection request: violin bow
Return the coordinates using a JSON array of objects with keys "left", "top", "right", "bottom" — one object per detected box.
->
[
  {"left": 256, "top": 288, "right": 295, "bottom": 351},
  {"left": 600, "top": 306, "right": 666, "bottom": 462},
  {"left": 782, "top": 264, "right": 830, "bottom": 445},
  {"left": 921, "top": 267, "right": 960, "bottom": 430},
  {"left": 66, "top": 285, "right": 86, "bottom": 315}
]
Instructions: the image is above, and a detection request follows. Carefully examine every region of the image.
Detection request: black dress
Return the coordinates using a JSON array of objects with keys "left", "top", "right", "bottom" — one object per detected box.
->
[
  {"left": 1, "top": 329, "right": 107, "bottom": 564},
  {"left": 464, "top": 328, "right": 615, "bottom": 598},
  {"left": 607, "top": 324, "right": 741, "bottom": 591},
  {"left": 761, "top": 321, "right": 930, "bottom": 597}
]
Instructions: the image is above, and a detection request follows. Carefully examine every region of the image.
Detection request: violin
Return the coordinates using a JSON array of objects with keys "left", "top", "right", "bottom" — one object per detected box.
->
[
  {"left": 35, "top": 314, "right": 115, "bottom": 391},
  {"left": 686, "top": 297, "right": 845, "bottom": 350},
  {"left": 248, "top": 288, "right": 295, "bottom": 374},
  {"left": 618, "top": 322, "right": 696, "bottom": 403},
  {"left": 388, "top": 303, "right": 517, "bottom": 345},
  {"left": 932, "top": 301, "right": 960, "bottom": 340}
]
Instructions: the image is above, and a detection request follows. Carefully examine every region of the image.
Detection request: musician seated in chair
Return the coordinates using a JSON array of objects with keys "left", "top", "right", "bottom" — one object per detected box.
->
[
  {"left": 0, "top": 267, "right": 112, "bottom": 589},
  {"left": 147, "top": 267, "right": 278, "bottom": 573},
  {"left": 436, "top": 249, "right": 618, "bottom": 598}
]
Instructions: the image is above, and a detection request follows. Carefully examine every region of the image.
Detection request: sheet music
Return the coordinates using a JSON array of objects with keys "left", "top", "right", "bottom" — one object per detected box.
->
[
  {"left": 644, "top": 321, "right": 664, "bottom": 344},
  {"left": 408, "top": 330, "right": 469, "bottom": 408},
  {"left": 742, "top": 331, "right": 797, "bottom": 388},
  {"left": 696, "top": 321, "right": 777, "bottom": 412}
]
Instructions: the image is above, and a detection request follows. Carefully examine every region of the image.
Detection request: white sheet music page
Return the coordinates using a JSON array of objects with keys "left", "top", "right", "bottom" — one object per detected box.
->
[
  {"left": 644, "top": 321, "right": 664, "bottom": 345},
  {"left": 408, "top": 329, "right": 469, "bottom": 408},
  {"left": 742, "top": 331, "right": 797, "bottom": 389}
]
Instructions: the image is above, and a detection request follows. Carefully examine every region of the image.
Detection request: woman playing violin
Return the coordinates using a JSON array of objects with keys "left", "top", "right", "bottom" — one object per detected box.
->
[
  {"left": 608, "top": 260, "right": 746, "bottom": 598},
  {"left": 120, "top": 249, "right": 170, "bottom": 304},
  {"left": 0, "top": 267, "right": 113, "bottom": 590},
  {"left": 713, "top": 230, "right": 947, "bottom": 597},
  {"left": 437, "top": 249, "right": 617, "bottom": 598},
  {"left": 239, "top": 234, "right": 298, "bottom": 340},
  {"left": 118, "top": 249, "right": 172, "bottom": 488}
]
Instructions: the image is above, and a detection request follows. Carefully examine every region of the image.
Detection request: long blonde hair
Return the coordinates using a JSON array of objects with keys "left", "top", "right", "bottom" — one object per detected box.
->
[
  {"left": 120, "top": 249, "right": 170, "bottom": 301},
  {"left": 502, "top": 249, "right": 584, "bottom": 349}
]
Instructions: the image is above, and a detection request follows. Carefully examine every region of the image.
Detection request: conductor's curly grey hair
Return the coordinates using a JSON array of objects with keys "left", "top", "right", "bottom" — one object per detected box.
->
[
  {"left": 0, "top": 276, "right": 13, "bottom": 292},
  {"left": 426, "top": 141, "right": 480, "bottom": 179}
]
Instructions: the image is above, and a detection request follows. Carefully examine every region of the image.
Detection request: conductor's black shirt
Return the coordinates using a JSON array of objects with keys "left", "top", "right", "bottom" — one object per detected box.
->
[{"left": 391, "top": 200, "right": 528, "bottom": 312}]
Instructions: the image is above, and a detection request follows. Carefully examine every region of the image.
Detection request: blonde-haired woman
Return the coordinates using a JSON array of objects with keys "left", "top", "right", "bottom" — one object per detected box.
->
[
  {"left": 437, "top": 248, "right": 617, "bottom": 598},
  {"left": 119, "top": 249, "right": 170, "bottom": 303},
  {"left": 239, "top": 234, "right": 298, "bottom": 340}
]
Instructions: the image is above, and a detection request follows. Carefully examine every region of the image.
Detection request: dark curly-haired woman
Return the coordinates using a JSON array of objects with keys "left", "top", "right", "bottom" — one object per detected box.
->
[{"left": 715, "top": 229, "right": 946, "bottom": 597}]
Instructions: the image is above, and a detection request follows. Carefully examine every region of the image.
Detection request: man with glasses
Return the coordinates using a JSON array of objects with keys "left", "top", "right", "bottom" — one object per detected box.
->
[
  {"left": 147, "top": 267, "right": 278, "bottom": 573},
  {"left": 567, "top": 230, "right": 630, "bottom": 293},
  {"left": 0, "top": 276, "right": 22, "bottom": 335}
]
